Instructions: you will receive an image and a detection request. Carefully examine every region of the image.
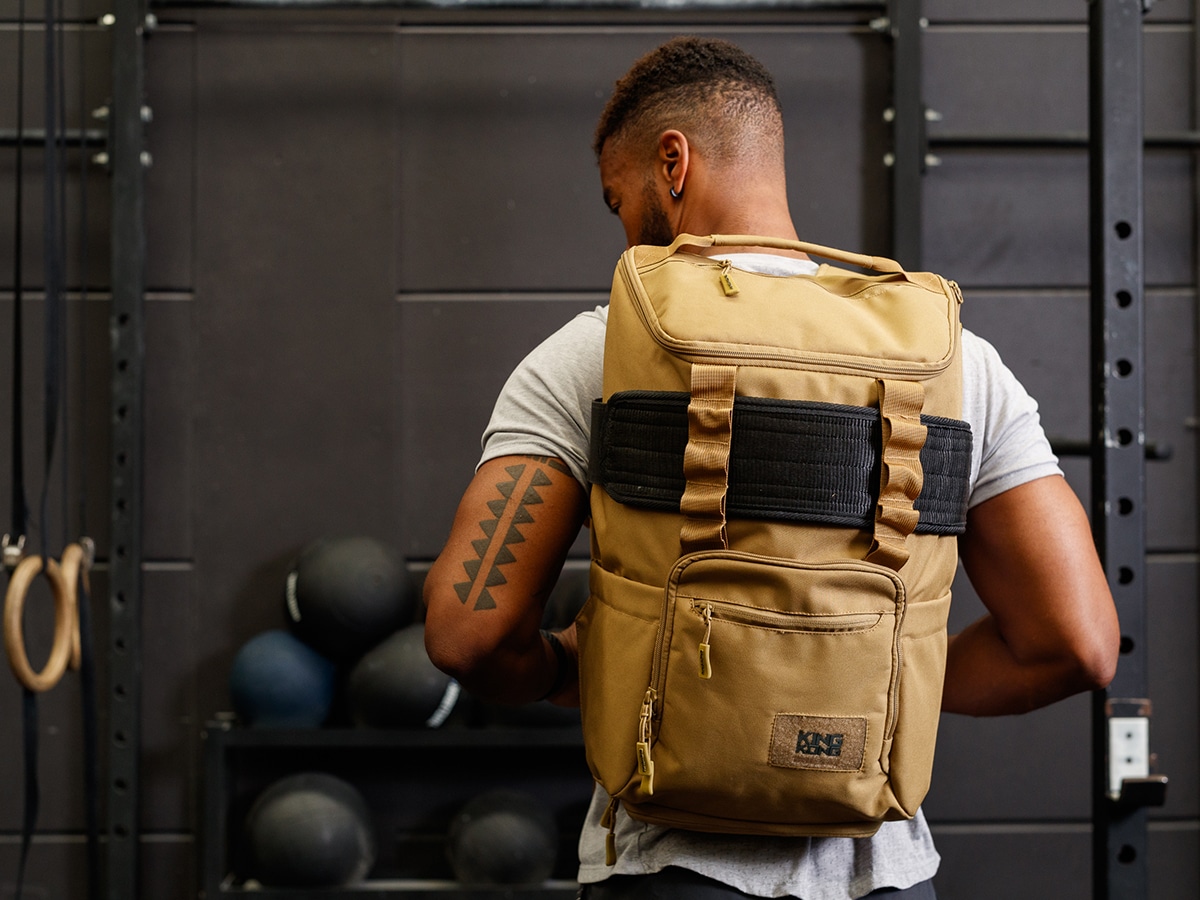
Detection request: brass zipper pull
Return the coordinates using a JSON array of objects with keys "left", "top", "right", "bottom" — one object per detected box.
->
[
  {"left": 636, "top": 688, "right": 655, "bottom": 795},
  {"left": 718, "top": 259, "right": 740, "bottom": 296},
  {"left": 699, "top": 603, "right": 713, "bottom": 679},
  {"left": 601, "top": 796, "right": 620, "bottom": 866}
]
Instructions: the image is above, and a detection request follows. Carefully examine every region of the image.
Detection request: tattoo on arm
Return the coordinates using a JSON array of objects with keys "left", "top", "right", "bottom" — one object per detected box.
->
[
  {"left": 524, "top": 455, "right": 571, "bottom": 476},
  {"left": 453, "top": 458, "right": 565, "bottom": 611}
]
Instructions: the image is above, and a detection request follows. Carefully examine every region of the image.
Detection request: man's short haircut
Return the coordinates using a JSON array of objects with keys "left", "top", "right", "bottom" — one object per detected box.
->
[{"left": 593, "top": 36, "right": 784, "bottom": 164}]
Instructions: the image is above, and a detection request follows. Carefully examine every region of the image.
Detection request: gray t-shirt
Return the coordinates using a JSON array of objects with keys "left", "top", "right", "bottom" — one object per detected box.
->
[{"left": 478, "top": 254, "right": 1062, "bottom": 899}]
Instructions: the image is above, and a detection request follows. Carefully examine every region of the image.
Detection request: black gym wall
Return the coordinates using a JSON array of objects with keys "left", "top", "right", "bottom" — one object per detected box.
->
[{"left": 0, "top": 1, "right": 1197, "bottom": 898}]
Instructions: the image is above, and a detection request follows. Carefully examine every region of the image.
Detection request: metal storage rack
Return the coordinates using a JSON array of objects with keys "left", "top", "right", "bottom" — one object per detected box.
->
[{"left": 200, "top": 724, "right": 592, "bottom": 897}]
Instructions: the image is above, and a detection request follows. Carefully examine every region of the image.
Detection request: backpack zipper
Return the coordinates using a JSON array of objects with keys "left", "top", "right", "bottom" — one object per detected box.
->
[{"left": 618, "top": 258, "right": 956, "bottom": 378}]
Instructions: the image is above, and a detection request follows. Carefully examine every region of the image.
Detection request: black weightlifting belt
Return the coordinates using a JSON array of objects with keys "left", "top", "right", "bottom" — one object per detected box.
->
[{"left": 589, "top": 391, "right": 973, "bottom": 535}]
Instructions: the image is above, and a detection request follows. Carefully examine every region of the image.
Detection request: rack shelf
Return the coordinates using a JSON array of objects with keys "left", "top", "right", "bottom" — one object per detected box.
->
[{"left": 201, "top": 722, "right": 592, "bottom": 899}]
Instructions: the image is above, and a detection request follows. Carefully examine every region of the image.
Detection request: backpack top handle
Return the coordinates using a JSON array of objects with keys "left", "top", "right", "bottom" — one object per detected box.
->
[{"left": 664, "top": 233, "right": 905, "bottom": 276}]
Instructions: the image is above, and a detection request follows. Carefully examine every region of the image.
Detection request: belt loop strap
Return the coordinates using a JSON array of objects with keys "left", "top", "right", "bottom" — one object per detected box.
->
[
  {"left": 679, "top": 364, "right": 737, "bottom": 553},
  {"left": 866, "top": 379, "right": 927, "bottom": 571}
]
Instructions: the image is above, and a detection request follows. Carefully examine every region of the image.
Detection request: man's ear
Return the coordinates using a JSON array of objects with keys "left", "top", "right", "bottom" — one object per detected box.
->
[{"left": 658, "top": 130, "right": 690, "bottom": 196}]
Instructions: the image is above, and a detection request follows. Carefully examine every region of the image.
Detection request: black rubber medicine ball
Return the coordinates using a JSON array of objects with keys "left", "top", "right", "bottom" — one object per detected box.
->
[
  {"left": 447, "top": 789, "right": 558, "bottom": 886},
  {"left": 243, "top": 772, "right": 376, "bottom": 888},
  {"left": 286, "top": 535, "right": 410, "bottom": 661},
  {"left": 229, "top": 630, "right": 337, "bottom": 728},
  {"left": 346, "top": 623, "right": 459, "bottom": 728}
]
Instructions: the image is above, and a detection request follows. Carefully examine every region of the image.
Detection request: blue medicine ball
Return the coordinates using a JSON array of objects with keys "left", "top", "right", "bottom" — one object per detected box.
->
[
  {"left": 229, "top": 630, "right": 336, "bottom": 728},
  {"left": 244, "top": 772, "right": 377, "bottom": 888}
]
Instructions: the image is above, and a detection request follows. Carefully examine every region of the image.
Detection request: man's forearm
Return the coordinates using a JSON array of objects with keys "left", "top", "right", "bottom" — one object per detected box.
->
[{"left": 942, "top": 614, "right": 1108, "bottom": 716}]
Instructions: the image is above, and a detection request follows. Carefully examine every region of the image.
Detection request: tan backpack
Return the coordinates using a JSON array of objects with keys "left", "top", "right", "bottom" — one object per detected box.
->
[{"left": 578, "top": 234, "right": 971, "bottom": 858}]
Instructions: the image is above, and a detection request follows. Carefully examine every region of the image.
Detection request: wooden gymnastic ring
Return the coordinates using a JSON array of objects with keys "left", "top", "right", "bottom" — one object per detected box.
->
[
  {"left": 60, "top": 542, "right": 90, "bottom": 671},
  {"left": 3, "top": 555, "right": 74, "bottom": 692}
]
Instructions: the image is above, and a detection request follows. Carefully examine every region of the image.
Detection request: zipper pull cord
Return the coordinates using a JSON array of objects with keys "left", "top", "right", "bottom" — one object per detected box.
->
[
  {"left": 601, "top": 796, "right": 620, "bottom": 866},
  {"left": 699, "top": 603, "right": 713, "bottom": 679},
  {"left": 718, "top": 259, "right": 740, "bottom": 296},
  {"left": 636, "top": 688, "right": 656, "bottom": 796}
]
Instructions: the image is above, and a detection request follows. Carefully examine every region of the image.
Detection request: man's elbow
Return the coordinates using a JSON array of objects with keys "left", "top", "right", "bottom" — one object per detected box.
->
[
  {"left": 423, "top": 617, "right": 497, "bottom": 684},
  {"left": 1078, "top": 635, "right": 1119, "bottom": 692},
  {"left": 1065, "top": 624, "right": 1120, "bottom": 695},
  {"left": 422, "top": 582, "right": 498, "bottom": 684}
]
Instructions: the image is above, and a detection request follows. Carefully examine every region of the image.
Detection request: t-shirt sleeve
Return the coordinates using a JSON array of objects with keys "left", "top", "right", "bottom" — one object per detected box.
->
[
  {"left": 477, "top": 306, "right": 607, "bottom": 490},
  {"left": 961, "top": 329, "right": 1063, "bottom": 508}
]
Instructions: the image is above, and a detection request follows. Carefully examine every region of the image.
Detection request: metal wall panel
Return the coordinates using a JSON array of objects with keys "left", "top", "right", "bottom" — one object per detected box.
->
[
  {"left": 0, "top": 648, "right": 95, "bottom": 831},
  {"left": 143, "top": 298, "right": 194, "bottom": 561},
  {"left": 933, "top": 826, "right": 1198, "bottom": 900},
  {"left": 0, "top": 841, "right": 95, "bottom": 899},
  {"left": 1149, "top": 824, "right": 1200, "bottom": 899},
  {"left": 144, "top": 31, "right": 196, "bottom": 293},
  {"left": 0, "top": 150, "right": 111, "bottom": 291},
  {"left": 924, "top": 26, "right": 1190, "bottom": 138},
  {"left": 139, "top": 567, "right": 198, "bottom": 831},
  {"left": 929, "top": 558, "right": 1197, "bottom": 823},
  {"left": 1145, "top": 558, "right": 1199, "bottom": 820},
  {"left": 0, "top": 296, "right": 114, "bottom": 554},
  {"left": 924, "top": 151, "right": 1193, "bottom": 288},
  {"left": 0, "top": 26, "right": 112, "bottom": 290},
  {"left": 396, "top": 26, "right": 889, "bottom": 293},
  {"left": 924, "top": 1, "right": 1185, "bottom": 24},
  {"left": 0, "top": 26, "right": 111, "bottom": 128},
  {"left": 0, "top": 0, "right": 111, "bottom": 20},
  {"left": 961, "top": 290, "right": 1197, "bottom": 552},
  {"left": 0, "top": 294, "right": 192, "bottom": 563},
  {"left": 0, "top": 568, "right": 108, "bottom": 834},
  {"left": 397, "top": 296, "right": 601, "bottom": 560},
  {"left": 931, "top": 828, "right": 1092, "bottom": 899},
  {"left": 191, "top": 28, "right": 399, "bottom": 719}
]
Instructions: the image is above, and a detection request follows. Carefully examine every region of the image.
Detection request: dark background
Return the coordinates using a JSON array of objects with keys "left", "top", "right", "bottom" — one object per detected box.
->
[{"left": 0, "top": 1, "right": 1196, "bottom": 897}]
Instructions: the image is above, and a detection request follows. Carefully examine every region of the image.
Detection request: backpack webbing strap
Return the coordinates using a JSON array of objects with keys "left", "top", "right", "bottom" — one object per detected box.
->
[
  {"left": 679, "top": 364, "right": 737, "bottom": 553},
  {"left": 865, "top": 380, "right": 927, "bottom": 571},
  {"left": 589, "top": 393, "right": 970, "bottom": 534}
]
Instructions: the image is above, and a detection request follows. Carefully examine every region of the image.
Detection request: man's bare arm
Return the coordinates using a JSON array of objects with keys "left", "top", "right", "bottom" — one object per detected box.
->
[
  {"left": 943, "top": 474, "right": 1120, "bottom": 716},
  {"left": 423, "top": 455, "right": 588, "bottom": 705}
]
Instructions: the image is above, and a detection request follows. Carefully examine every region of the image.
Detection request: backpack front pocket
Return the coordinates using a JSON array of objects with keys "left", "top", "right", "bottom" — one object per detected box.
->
[{"left": 631, "top": 551, "right": 907, "bottom": 832}]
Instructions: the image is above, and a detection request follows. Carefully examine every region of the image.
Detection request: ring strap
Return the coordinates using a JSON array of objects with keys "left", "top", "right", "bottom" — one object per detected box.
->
[{"left": 4, "top": 555, "right": 74, "bottom": 692}]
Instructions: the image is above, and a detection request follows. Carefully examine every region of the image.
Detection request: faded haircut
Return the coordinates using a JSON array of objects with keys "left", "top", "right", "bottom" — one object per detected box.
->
[{"left": 592, "top": 36, "right": 784, "bottom": 164}]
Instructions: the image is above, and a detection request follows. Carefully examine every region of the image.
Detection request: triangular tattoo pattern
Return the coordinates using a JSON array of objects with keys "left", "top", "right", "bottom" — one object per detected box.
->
[{"left": 454, "top": 463, "right": 550, "bottom": 611}]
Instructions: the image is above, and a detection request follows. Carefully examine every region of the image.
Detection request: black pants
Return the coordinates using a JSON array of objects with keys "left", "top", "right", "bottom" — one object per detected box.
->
[{"left": 579, "top": 866, "right": 937, "bottom": 899}]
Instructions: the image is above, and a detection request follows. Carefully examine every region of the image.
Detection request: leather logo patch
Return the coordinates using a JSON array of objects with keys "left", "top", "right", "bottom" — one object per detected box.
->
[{"left": 769, "top": 714, "right": 867, "bottom": 772}]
